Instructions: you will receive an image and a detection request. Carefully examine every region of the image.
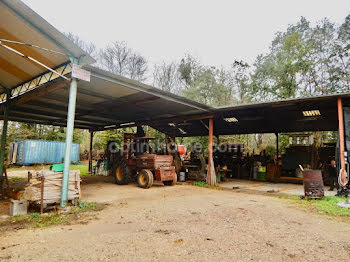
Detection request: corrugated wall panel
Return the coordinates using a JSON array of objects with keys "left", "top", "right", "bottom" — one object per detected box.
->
[{"left": 11, "top": 140, "right": 79, "bottom": 165}]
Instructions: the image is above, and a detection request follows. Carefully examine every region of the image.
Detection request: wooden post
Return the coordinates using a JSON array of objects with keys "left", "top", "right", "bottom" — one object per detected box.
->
[
  {"left": 40, "top": 176, "right": 45, "bottom": 214},
  {"left": 88, "top": 131, "right": 94, "bottom": 174},
  {"left": 0, "top": 89, "right": 10, "bottom": 199},
  {"left": 275, "top": 132, "right": 279, "bottom": 159},
  {"left": 207, "top": 118, "right": 214, "bottom": 185},
  {"left": 337, "top": 98, "right": 346, "bottom": 188}
]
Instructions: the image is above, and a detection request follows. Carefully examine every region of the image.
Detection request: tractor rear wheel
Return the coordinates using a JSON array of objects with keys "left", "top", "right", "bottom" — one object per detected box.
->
[
  {"left": 163, "top": 173, "right": 177, "bottom": 186},
  {"left": 137, "top": 169, "right": 153, "bottom": 189},
  {"left": 112, "top": 160, "right": 130, "bottom": 185}
]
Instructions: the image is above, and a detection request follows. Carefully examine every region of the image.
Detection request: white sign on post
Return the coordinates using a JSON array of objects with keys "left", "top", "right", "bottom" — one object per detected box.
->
[{"left": 72, "top": 64, "right": 91, "bottom": 82}]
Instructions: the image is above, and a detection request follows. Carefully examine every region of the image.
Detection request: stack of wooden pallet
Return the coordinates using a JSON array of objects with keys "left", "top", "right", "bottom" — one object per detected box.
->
[{"left": 23, "top": 170, "right": 81, "bottom": 205}]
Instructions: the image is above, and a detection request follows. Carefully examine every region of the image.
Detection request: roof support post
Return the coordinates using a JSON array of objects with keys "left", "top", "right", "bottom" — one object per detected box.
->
[
  {"left": 207, "top": 118, "right": 216, "bottom": 185},
  {"left": 88, "top": 130, "right": 94, "bottom": 174},
  {"left": 60, "top": 59, "right": 78, "bottom": 207},
  {"left": 0, "top": 89, "right": 10, "bottom": 199},
  {"left": 337, "top": 98, "right": 346, "bottom": 189},
  {"left": 275, "top": 132, "right": 279, "bottom": 159}
]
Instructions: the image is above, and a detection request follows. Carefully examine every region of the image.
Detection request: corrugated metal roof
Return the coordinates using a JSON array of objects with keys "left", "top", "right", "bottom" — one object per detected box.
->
[
  {"left": 0, "top": 1, "right": 346, "bottom": 137},
  {"left": 151, "top": 93, "right": 350, "bottom": 136},
  {"left": 0, "top": 65, "right": 213, "bottom": 130},
  {"left": 0, "top": 0, "right": 94, "bottom": 91},
  {"left": 2, "top": 61, "right": 348, "bottom": 135}
]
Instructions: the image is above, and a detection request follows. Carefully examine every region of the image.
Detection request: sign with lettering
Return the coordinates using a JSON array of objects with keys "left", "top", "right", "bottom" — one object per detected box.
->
[{"left": 72, "top": 64, "right": 90, "bottom": 82}]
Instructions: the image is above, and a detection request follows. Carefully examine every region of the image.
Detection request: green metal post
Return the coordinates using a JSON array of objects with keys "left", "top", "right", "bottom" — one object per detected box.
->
[
  {"left": 60, "top": 61, "right": 78, "bottom": 207},
  {"left": 0, "top": 89, "right": 10, "bottom": 199}
]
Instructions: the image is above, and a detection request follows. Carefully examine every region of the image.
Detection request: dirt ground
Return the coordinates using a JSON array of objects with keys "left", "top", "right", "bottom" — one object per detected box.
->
[{"left": 1, "top": 176, "right": 350, "bottom": 262}]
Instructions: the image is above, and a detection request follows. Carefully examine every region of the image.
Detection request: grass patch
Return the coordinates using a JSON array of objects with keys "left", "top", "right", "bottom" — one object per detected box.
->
[
  {"left": 0, "top": 201, "right": 105, "bottom": 230},
  {"left": 71, "top": 200, "right": 105, "bottom": 213},
  {"left": 70, "top": 164, "right": 89, "bottom": 176},
  {"left": 191, "top": 181, "right": 223, "bottom": 190},
  {"left": 4, "top": 212, "right": 69, "bottom": 228},
  {"left": 8, "top": 177, "right": 26, "bottom": 182},
  {"left": 7, "top": 164, "right": 89, "bottom": 176},
  {"left": 278, "top": 194, "right": 350, "bottom": 217}
]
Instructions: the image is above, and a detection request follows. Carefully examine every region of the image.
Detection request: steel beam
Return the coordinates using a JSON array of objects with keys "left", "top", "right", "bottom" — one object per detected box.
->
[
  {"left": 102, "top": 113, "right": 216, "bottom": 131},
  {"left": 0, "top": 78, "right": 69, "bottom": 113},
  {"left": 11, "top": 106, "right": 116, "bottom": 126},
  {"left": 61, "top": 60, "right": 79, "bottom": 207},
  {"left": 4, "top": 115, "right": 91, "bottom": 130}
]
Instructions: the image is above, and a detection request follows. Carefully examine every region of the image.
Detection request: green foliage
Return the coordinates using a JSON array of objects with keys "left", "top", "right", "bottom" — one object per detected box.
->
[
  {"left": 184, "top": 67, "right": 230, "bottom": 106},
  {"left": 2, "top": 13, "right": 349, "bottom": 154},
  {"left": 75, "top": 200, "right": 104, "bottom": 212},
  {"left": 179, "top": 55, "right": 246, "bottom": 106},
  {"left": 192, "top": 181, "right": 207, "bottom": 187},
  {"left": 70, "top": 164, "right": 89, "bottom": 176},
  {"left": 1, "top": 201, "right": 105, "bottom": 230},
  {"left": 8, "top": 177, "right": 26, "bottom": 182},
  {"left": 29, "top": 212, "right": 40, "bottom": 219},
  {"left": 5, "top": 213, "right": 68, "bottom": 228},
  {"left": 249, "top": 16, "right": 350, "bottom": 100},
  {"left": 93, "top": 129, "right": 127, "bottom": 151},
  {"left": 312, "top": 196, "right": 350, "bottom": 216},
  {"left": 191, "top": 181, "right": 223, "bottom": 190},
  {"left": 280, "top": 195, "right": 350, "bottom": 217}
]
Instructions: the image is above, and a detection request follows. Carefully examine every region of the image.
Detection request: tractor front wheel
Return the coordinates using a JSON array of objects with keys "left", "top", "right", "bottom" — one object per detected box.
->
[
  {"left": 112, "top": 160, "right": 129, "bottom": 185},
  {"left": 137, "top": 169, "right": 154, "bottom": 189}
]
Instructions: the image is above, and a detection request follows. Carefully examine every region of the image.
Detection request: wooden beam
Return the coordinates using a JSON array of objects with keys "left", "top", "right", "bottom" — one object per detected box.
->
[
  {"left": 337, "top": 97, "right": 346, "bottom": 188},
  {"left": 207, "top": 118, "right": 214, "bottom": 185},
  {"left": 88, "top": 131, "right": 94, "bottom": 173},
  {"left": 200, "top": 119, "right": 209, "bottom": 131},
  {"left": 276, "top": 132, "right": 279, "bottom": 158}
]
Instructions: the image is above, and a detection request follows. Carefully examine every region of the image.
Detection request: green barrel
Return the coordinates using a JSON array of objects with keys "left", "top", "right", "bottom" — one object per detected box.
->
[{"left": 257, "top": 166, "right": 266, "bottom": 180}]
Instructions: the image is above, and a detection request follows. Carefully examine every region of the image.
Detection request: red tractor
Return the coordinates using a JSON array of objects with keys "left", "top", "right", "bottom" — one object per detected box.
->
[{"left": 107, "top": 129, "right": 177, "bottom": 189}]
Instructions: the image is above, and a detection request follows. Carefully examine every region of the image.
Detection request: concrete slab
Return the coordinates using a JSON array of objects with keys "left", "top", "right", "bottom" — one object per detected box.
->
[{"left": 218, "top": 179, "right": 337, "bottom": 197}]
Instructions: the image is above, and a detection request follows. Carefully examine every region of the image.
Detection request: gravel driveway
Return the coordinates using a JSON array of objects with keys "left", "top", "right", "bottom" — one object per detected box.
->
[{"left": 1, "top": 177, "right": 350, "bottom": 261}]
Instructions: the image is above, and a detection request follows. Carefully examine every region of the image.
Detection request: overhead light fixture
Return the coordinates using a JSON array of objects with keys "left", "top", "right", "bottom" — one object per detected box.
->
[
  {"left": 302, "top": 110, "right": 321, "bottom": 117},
  {"left": 178, "top": 128, "right": 187, "bottom": 134},
  {"left": 120, "top": 122, "right": 135, "bottom": 126},
  {"left": 168, "top": 123, "right": 176, "bottom": 127},
  {"left": 224, "top": 117, "right": 238, "bottom": 123}
]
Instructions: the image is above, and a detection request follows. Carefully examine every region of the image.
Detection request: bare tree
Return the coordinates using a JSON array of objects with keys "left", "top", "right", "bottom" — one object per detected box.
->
[
  {"left": 128, "top": 53, "right": 148, "bottom": 82},
  {"left": 65, "top": 32, "right": 98, "bottom": 59},
  {"left": 99, "top": 41, "right": 148, "bottom": 81},
  {"left": 153, "top": 61, "right": 181, "bottom": 94}
]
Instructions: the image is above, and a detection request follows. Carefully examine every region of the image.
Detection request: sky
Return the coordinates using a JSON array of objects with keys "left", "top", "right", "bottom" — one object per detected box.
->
[{"left": 23, "top": 0, "right": 350, "bottom": 69}]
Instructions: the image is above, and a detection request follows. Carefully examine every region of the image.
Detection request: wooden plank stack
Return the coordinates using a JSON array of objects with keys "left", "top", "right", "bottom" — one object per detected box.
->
[{"left": 23, "top": 170, "right": 81, "bottom": 205}]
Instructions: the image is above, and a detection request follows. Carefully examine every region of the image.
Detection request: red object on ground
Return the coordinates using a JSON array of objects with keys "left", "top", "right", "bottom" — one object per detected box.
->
[{"left": 177, "top": 145, "right": 187, "bottom": 156}]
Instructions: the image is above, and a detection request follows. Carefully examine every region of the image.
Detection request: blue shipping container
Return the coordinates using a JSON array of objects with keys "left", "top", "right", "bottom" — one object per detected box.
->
[{"left": 8, "top": 140, "right": 79, "bottom": 165}]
